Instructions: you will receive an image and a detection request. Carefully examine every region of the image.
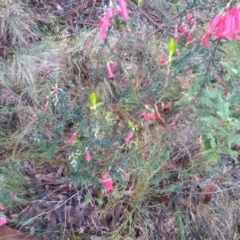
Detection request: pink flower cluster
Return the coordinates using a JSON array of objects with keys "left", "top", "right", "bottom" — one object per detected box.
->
[
  {"left": 141, "top": 110, "right": 157, "bottom": 121},
  {"left": 186, "top": 12, "right": 197, "bottom": 25},
  {"left": 106, "top": 61, "right": 118, "bottom": 78},
  {"left": 201, "top": 6, "right": 240, "bottom": 45},
  {"left": 67, "top": 134, "right": 91, "bottom": 162},
  {"left": 98, "top": 6, "right": 115, "bottom": 39},
  {"left": 141, "top": 103, "right": 171, "bottom": 121},
  {"left": 98, "top": 167, "right": 129, "bottom": 193},
  {"left": 98, "top": 0, "right": 129, "bottom": 39},
  {"left": 124, "top": 132, "right": 133, "bottom": 143},
  {"left": 99, "top": 171, "right": 114, "bottom": 193},
  {"left": 174, "top": 12, "right": 197, "bottom": 45}
]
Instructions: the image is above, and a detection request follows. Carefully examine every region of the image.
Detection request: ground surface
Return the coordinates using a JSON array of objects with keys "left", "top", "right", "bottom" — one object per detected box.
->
[{"left": 1, "top": 0, "right": 240, "bottom": 240}]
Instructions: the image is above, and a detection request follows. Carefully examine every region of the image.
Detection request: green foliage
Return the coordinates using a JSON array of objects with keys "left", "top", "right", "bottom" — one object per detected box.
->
[
  {"left": 88, "top": 92, "right": 103, "bottom": 110},
  {"left": 127, "top": 119, "right": 138, "bottom": 131},
  {"left": 184, "top": 87, "right": 240, "bottom": 161},
  {"left": 89, "top": 92, "right": 98, "bottom": 109},
  {"left": 0, "top": 160, "right": 33, "bottom": 208},
  {"left": 168, "top": 38, "right": 177, "bottom": 61}
]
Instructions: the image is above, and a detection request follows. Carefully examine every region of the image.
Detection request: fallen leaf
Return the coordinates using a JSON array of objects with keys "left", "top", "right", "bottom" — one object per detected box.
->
[
  {"left": 62, "top": 206, "right": 77, "bottom": 224},
  {"left": 0, "top": 225, "right": 39, "bottom": 240},
  {"left": 43, "top": 216, "right": 57, "bottom": 240},
  {"left": 55, "top": 164, "right": 65, "bottom": 178},
  {"left": 199, "top": 183, "right": 215, "bottom": 203},
  {"left": 111, "top": 204, "right": 124, "bottom": 230}
]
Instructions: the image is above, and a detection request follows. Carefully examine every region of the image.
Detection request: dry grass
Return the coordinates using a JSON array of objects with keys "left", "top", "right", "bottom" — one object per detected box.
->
[{"left": 0, "top": 0, "right": 42, "bottom": 49}]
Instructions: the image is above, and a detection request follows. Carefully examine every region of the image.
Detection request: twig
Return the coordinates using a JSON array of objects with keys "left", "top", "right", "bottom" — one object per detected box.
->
[{"left": 129, "top": 2, "right": 163, "bottom": 30}]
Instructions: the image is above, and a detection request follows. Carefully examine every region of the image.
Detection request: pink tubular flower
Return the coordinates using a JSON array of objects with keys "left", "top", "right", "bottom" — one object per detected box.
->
[
  {"left": 201, "top": 6, "right": 240, "bottom": 44},
  {"left": 98, "top": 6, "right": 113, "bottom": 38},
  {"left": 201, "top": 32, "right": 211, "bottom": 45},
  {"left": 223, "top": 12, "right": 233, "bottom": 36},
  {"left": 106, "top": 62, "right": 115, "bottom": 78},
  {"left": 215, "top": 16, "right": 225, "bottom": 37},
  {"left": 124, "top": 132, "right": 133, "bottom": 143},
  {"left": 208, "top": 13, "right": 222, "bottom": 34},
  {"left": 186, "top": 12, "right": 197, "bottom": 25},
  {"left": 106, "top": 61, "right": 117, "bottom": 78},
  {"left": 99, "top": 171, "right": 113, "bottom": 192},
  {"left": 0, "top": 216, "right": 7, "bottom": 226},
  {"left": 162, "top": 102, "right": 171, "bottom": 110},
  {"left": 235, "top": 7, "right": 240, "bottom": 31},
  {"left": 141, "top": 110, "right": 157, "bottom": 121},
  {"left": 118, "top": 0, "right": 129, "bottom": 20},
  {"left": 67, "top": 133, "right": 77, "bottom": 144},
  {"left": 0, "top": 204, "right": 4, "bottom": 211},
  {"left": 85, "top": 149, "right": 91, "bottom": 162}
]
